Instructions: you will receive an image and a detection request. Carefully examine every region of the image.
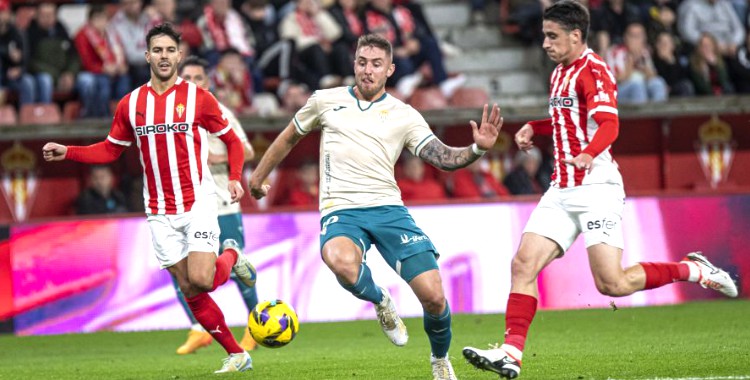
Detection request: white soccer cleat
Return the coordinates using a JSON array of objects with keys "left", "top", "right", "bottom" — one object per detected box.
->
[
  {"left": 683, "top": 252, "right": 738, "bottom": 298},
  {"left": 463, "top": 344, "right": 521, "bottom": 379},
  {"left": 375, "top": 286, "right": 408, "bottom": 346},
  {"left": 226, "top": 239, "right": 256, "bottom": 287},
  {"left": 431, "top": 355, "right": 457, "bottom": 380},
  {"left": 214, "top": 351, "right": 253, "bottom": 373}
]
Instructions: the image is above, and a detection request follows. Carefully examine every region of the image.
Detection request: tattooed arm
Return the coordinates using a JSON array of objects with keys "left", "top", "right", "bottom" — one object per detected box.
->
[
  {"left": 419, "top": 139, "right": 482, "bottom": 170},
  {"left": 418, "top": 104, "right": 504, "bottom": 171}
]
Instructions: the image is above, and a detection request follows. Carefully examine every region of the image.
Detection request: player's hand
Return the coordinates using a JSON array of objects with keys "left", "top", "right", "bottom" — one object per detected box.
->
[
  {"left": 470, "top": 103, "right": 503, "bottom": 150},
  {"left": 515, "top": 124, "right": 535, "bottom": 151},
  {"left": 563, "top": 153, "right": 594, "bottom": 173},
  {"left": 228, "top": 180, "right": 245, "bottom": 203},
  {"left": 249, "top": 183, "right": 271, "bottom": 200},
  {"left": 42, "top": 143, "right": 68, "bottom": 161}
]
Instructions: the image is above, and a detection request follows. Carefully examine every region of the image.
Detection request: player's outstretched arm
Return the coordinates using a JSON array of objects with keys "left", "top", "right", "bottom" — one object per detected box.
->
[
  {"left": 248, "top": 120, "right": 305, "bottom": 199},
  {"left": 419, "top": 104, "right": 503, "bottom": 171},
  {"left": 42, "top": 143, "right": 68, "bottom": 161}
]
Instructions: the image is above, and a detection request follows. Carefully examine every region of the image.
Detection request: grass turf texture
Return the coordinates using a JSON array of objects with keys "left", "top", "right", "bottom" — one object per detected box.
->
[{"left": 1, "top": 300, "right": 748, "bottom": 380}]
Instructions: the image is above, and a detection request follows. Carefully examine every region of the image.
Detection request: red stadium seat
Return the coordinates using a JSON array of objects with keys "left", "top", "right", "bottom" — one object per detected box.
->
[
  {"left": 0, "top": 105, "right": 18, "bottom": 126},
  {"left": 449, "top": 87, "right": 490, "bottom": 108},
  {"left": 19, "top": 103, "right": 62, "bottom": 125},
  {"left": 408, "top": 87, "right": 448, "bottom": 111},
  {"left": 62, "top": 101, "right": 81, "bottom": 122}
]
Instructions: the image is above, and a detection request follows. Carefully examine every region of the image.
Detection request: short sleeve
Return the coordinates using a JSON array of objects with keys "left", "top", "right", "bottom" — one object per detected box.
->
[
  {"left": 107, "top": 97, "right": 134, "bottom": 147},
  {"left": 198, "top": 89, "right": 231, "bottom": 135},
  {"left": 403, "top": 108, "right": 436, "bottom": 156},
  {"left": 581, "top": 61, "right": 618, "bottom": 120},
  {"left": 292, "top": 91, "right": 321, "bottom": 135}
]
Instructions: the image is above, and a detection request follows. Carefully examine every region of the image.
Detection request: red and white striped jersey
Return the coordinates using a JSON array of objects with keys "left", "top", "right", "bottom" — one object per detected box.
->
[
  {"left": 546, "top": 48, "right": 623, "bottom": 188},
  {"left": 107, "top": 78, "right": 232, "bottom": 214}
]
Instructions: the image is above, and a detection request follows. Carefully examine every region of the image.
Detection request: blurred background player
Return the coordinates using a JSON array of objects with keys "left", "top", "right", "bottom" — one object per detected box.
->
[
  {"left": 248, "top": 34, "right": 503, "bottom": 380},
  {"left": 176, "top": 55, "right": 258, "bottom": 354},
  {"left": 462, "top": 2, "right": 738, "bottom": 378},
  {"left": 42, "top": 24, "right": 255, "bottom": 374}
]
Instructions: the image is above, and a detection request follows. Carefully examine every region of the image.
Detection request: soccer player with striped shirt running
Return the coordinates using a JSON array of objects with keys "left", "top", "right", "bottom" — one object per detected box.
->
[
  {"left": 42, "top": 24, "right": 255, "bottom": 374},
  {"left": 462, "top": 2, "right": 738, "bottom": 379}
]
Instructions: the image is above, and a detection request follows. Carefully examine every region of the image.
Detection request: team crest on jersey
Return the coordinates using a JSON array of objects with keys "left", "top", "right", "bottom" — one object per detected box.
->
[
  {"left": 176, "top": 103, "right": 185, "bottom": 119},
  {"left": 379, "top": 110, "right": 389, "bottom": 122}
]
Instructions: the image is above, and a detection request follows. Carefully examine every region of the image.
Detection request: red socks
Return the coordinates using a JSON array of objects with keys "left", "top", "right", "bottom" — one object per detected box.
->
[
  {"left": 504, "top": 293, "right": 538, "bottom": 352},
  {"left": 211, "top": 248, "right": 238, "bottom": 291},
  {"left": 186, "top": 293, "right": 243, "bottom": 354},
  {"left": 641, "top": 262, "right": 690, "bottom": 290}
]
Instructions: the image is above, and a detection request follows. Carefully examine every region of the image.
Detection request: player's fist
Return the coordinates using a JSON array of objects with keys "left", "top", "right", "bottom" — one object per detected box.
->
[
  {"left": 228, "top": 180, "right": 245, "bottom": 203},
  {"left": 42, "top": 143, "right": 68, "bottom": 161},
  {"left": 249, "top": 183, "right": 271, "bottom": 200},
  {"left": 515, "top": 124, "right": 535, "bottom": 151}
]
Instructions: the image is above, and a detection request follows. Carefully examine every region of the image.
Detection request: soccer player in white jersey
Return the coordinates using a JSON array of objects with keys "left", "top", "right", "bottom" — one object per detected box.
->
[
  {"left": 41, "top": 24, "right": 255, "bottom": 373},
  {"left": 249, "top": 33, "right": 503, "bottom": 380},
  {"left": 171, "top": 56, "right": 259, "bottom": 354},
  {"left": 462, "top": 2, "right": 738, "bottom": 379}
]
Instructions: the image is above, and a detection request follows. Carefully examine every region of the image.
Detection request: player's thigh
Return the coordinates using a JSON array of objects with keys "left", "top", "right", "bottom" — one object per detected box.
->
[
  {"left": 320, "top": 210, "right": 372, "bottom": 265},
  {"left": 166, "top": 258, "right": 190, "bottom": 291},
  {"left": 368, "top": 206, "right": 439, "bottom": 279},
  {"left": 587, "top": 243, "right": 624, "bottom": 285},
  {"left": 147, "top": 214, "right": 189, "bottom": 269},
  {"left": 523, "top": 189, "right": 580, "bottom": 254},
  {"left": 218, "top": 212, "right": 245, "bottom": 250},
  {"left": 185, "top": 198, "right": 221, "bottom": 255}
]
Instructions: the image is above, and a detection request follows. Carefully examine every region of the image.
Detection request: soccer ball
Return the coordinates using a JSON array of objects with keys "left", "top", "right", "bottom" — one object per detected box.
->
[{"left": 247, "top": 299, "right": 299, "bottom": 348}]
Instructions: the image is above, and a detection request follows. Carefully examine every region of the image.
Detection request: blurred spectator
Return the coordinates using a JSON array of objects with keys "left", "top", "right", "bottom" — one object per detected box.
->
[
  {"left": 644, "top": 1, "right": 679, "bottom": 44},
  {"left": 653, "top": 31, "right": 695, "bottom": 97},
  {"left": 503, "top": 147, "right": 544, "bottom": 195},
  {"left": 108, "top": 0, "right": 152, "bottom": 87},
  {"left": 285, "top": 160, "right": 319, "bottom": 207},
  {"left": 211, "top": 48, "right": 255, "bottom": 115},
  {"left": 607, "top": 23, "right": 668, "bottom": 104},
  {"left": 689, "top": 32, "right": 735, "bottom": 95},
  {"left": 145, "top": 0, "right": 203, "bottom": 50},
  {"left": 678, "top": 0, "right": 745, "bottom": 58},
  {"left": 240, "top": 0, "right": 296, "bottom": 88},
  {"left": 26, "top": 2, "right": 78, "bottom": 103},
  {"left": 397, "top": 154, "right": 447, "bottom": 202},
  {"left": 729, "top": 33, "right": 750, "bottom": 93},
  {"left": 449, "top": 157, "right": 509, "bottom": 199},
  {"left": 197, "top": 0, "right": 255, "bottom": 67},
  {"left": 328, "top": 0, "right": 363, "bottom": 56},
  {"left": 0, "top": 3, "right": 35, "bottom": 106},
  {"left": 279, "top": 80, "right": 310, "bottom": 113},
  {"left": 591, "top": 0, "right": 643, "bottom": 47},
  {"left": 74, "top": 5, "right": 130, "bottom": 118},
  {"left": 363, "top": 0, "right": 465, "bottom": 99},
  {"left": 504, "top": 0, "right": 553, "bottom": 45},
  {"left": 75, "top": 165, "right": 129, "bottom": 215},
  {"left": 280, "top": 0, "right": 349, "bottom": 90}
]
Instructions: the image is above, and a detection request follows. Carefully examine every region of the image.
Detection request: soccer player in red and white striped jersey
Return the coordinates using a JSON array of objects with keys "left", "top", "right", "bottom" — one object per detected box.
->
[
  {"left": 42, "top": 24, "right": 255, "bottom": 373},
  {"left": 463, "top": 2, "right": 737, "bottom": 378}
]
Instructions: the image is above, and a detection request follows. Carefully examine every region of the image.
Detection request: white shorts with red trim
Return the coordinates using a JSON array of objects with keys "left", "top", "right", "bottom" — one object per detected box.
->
[
  {"left": 523, "top": 183, "right": 625, "bottom": 252},
  {"left": 146, "top": 195, "right": 221, "bottom": 269}
]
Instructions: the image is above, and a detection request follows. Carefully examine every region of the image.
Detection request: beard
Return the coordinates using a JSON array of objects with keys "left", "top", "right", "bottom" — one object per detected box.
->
[
  {"left": 356, "top": 76, "right": 384, "bottom": 100},
  {"left": 151, "top": 62, "right": 177, "bottom": 82}
]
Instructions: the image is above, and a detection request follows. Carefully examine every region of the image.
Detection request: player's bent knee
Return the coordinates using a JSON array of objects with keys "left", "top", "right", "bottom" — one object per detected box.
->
[
  {"left": 421, "top": 294, "right": 446, "bottom": 315},
  {"left": 188, "top": 272, "right": 214, "bottom": 293},
  {"left": 595, "top": 280, "right": 631, "bottom": 297}
]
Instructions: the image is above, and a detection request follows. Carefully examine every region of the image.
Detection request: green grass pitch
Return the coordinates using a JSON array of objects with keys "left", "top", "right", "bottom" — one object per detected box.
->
[{"left": 1, "top": 300, "right": 748, "bottom": 380}]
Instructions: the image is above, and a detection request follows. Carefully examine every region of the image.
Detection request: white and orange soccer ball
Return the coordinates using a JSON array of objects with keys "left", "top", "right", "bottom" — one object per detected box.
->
[{"left": 247, "top": 299, "right": 299, "bottom": 348}]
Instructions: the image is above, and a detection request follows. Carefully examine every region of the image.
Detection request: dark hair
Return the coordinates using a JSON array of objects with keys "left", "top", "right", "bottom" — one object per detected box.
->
[
  {"left": 146, "top": 23, "right": 181, "bottom": 49},
  {"left": 356, "top": 34, "right": 393, "bottom": 61},
  {"left": 179, "top": 55, "right": 209, "bottom": 74},
  {"left": 219, "top": 47, "right": 243, "bottom": 58},
  {"left": 88, "top": 4, "right": 106, "bottom": 19},
  {"left": 543, "top": 0, "right": 590, "bottom": 41}
]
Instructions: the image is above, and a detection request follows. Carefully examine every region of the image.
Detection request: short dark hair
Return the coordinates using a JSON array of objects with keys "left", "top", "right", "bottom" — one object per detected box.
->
[
  {"left": 543, "top": 0, "right": 590, "bottom": 41},
  {"left": 146, "top": 23, "right": 181, "bottom": 49},
  {"left": 179, "top": 55, "right": 209, "bottom": 75},
  {"left": 88, "top": 4, "right": 106, "bottom": 19},
  {"left": 356, "top": 34, "right": 393, "bottom": 61}
]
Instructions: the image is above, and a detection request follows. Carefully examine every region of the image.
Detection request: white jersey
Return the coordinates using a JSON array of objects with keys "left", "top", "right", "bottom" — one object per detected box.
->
[
  {"left": 294, "top": 87, "right": 436, "bottom": 216},
  {"left": 207, "top": 103, "right": 249, "bottom": 215}
]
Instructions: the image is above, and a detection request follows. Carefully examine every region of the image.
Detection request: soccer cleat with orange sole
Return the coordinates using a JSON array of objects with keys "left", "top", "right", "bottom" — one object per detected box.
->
[
  {"left": 176, "top": 330, "right": 213, "bottom": 355},
  {"left": 240, "top": 328, "right": 257, "bottom": 351}
]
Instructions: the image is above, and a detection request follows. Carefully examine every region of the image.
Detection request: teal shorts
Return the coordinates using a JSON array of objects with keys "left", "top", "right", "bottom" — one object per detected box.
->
[
  {"left": 218, "top": 212, "right": 245, "bottom": 251},
  {"left": 319, "top": 205, "right": 439, "bottom": 282}
]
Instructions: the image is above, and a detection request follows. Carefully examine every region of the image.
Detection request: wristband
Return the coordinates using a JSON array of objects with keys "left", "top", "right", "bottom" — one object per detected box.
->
[{"left": 471, "top": 143, "right": 487, "bottom": 156}]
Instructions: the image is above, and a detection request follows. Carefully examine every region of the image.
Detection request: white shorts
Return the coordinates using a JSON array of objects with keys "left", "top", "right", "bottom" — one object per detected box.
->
[
  {"left": 523, "top": 183, "right": 625, "bottom": 252},
  {"left": 147, "top": 196, "right": 221, "bottom": 269}
]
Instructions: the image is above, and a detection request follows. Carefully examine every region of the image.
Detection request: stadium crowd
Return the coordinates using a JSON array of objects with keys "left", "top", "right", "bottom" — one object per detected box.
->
[{"left": 2, "top": 0, "right": 748, "bottom": 212}]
